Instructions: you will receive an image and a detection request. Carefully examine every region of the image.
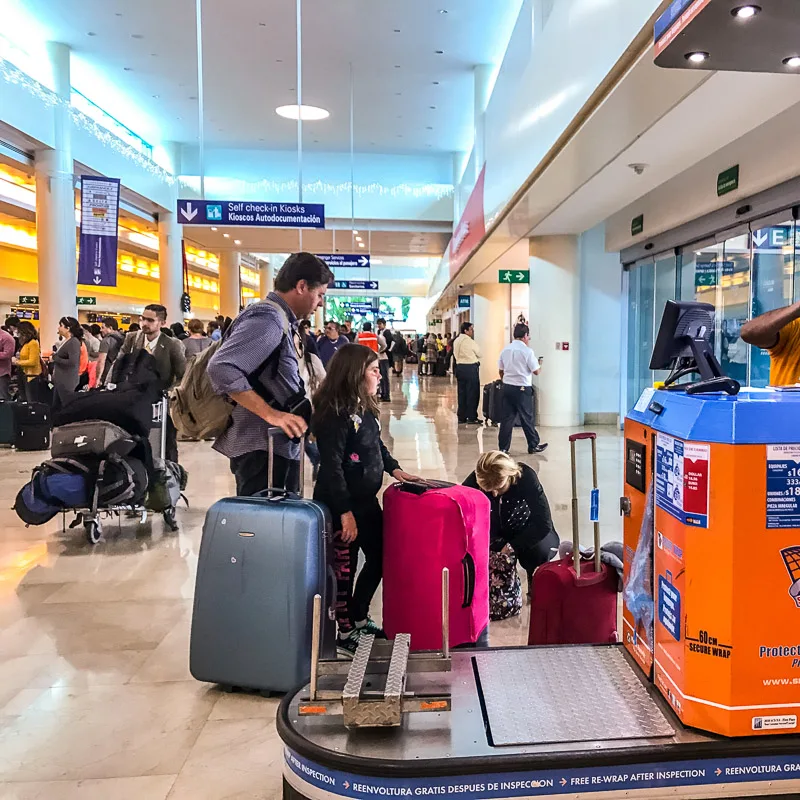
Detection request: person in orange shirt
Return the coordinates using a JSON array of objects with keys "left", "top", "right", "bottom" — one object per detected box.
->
[
  {"left": 741, "top": 301, "right": 800, "bottom": 386},
  {"left": 356, "top": 321, "right": 379, "bottom": 353}
]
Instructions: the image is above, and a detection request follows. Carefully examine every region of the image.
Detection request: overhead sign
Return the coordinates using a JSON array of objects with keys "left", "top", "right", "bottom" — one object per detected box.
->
[
  {"left": 458, "top": 295, "right": 471, "bottom": 309},
  {"left": 499, "top": 269, "right": 530, "bottom": 284},
  {"left": 631, "top": 214, "right": 644, "bottom": 237},
  {"left": 18, "top": 295, "right": 38, "bottom": 305},
  {"left": 76, "top": 297, "right": 97, "bottom": 306},
  {"left": 654, "top": 0, "right": 711, "bottom": 57},
  {"left": 331, "top": 280, "right": 379, "bottom": 291},
  {"left": 78, "top": 175, "right": 120, "bottom": 287},
  {"left": 317, "top": 253, "right": 370, "bottom": 269},
  {"left": 177, "top": 199, "right": 325, "bottom": 229},
  {"left": 717, "top": 165, "right": 739, "bottom": 197}
]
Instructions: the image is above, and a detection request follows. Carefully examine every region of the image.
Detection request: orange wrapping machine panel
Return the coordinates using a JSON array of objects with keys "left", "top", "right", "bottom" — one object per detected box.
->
[{"left": 623, "top": 389, "right": 800, "bottom": 738}]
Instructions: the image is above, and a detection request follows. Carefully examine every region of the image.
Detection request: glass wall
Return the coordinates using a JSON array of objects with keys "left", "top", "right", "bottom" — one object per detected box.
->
[{"left": 625, "top": 213, "right": 798, "bottom": 409}]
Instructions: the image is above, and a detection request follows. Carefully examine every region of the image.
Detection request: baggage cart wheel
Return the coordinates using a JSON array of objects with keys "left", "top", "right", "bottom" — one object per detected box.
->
[
  {"left": 84, "top": 519, "right": 102, "bottom": 545},
  {"left": 163, "top": 507, "right": 179, "bottom": 532}
]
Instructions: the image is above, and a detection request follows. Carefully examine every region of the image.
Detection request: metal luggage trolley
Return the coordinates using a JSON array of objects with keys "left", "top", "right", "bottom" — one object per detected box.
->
[{"left": 65, "top": 394, "right": 180, "bottom": 545}]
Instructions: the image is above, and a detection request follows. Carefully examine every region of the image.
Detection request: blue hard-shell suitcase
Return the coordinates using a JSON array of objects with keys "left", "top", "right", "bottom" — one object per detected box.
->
[{"left": 189, "top": 439, "right": 336, "bottom": 693}]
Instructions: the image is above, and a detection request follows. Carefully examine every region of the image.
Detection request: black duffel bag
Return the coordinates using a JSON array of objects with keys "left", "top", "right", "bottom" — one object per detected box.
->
[{"left": 52, "top": 386, "right": 158, "bottom": 440}]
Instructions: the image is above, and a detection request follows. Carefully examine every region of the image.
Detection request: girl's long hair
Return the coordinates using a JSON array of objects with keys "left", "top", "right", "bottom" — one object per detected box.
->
[
  {"left": 312, "top": 344, "right": 379, "bottom": 425},
  {"left": 59, "top": 316, "right": 83, "bottom": 339}
]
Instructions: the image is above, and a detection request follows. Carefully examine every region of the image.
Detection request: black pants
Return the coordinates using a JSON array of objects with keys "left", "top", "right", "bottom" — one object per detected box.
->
[
  {"left": 455, "top": 363, "right": 480, "bottom": 422},
  {"left": 0, "top": 374, "right": 10, "bottom": 401},
  {"left": 393, "top": 356, "right": 404, "bottom": 375},
  {"left": 378, "top": 359, "right": 391, "bottom": 400},
  {"left": 329, "top": 498, "right": 383, "bottom": 631},
  {"left": 498, "top": 384, "right": 539, "bottom": 451},
  {"left": 229, "top": 449, "right": 300, "bottom": 496},
  {"left": 509, "top": 529, "right": 560, "bottom": 575}
]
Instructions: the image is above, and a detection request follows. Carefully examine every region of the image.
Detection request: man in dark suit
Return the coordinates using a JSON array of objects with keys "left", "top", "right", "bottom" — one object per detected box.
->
[{"left": 119, "top": 304, "right": 186, "bottom": 461}]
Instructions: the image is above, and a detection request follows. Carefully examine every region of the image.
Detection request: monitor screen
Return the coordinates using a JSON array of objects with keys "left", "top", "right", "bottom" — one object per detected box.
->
[{"left": 650, "top": 300, "right": 715, "bottom": 371}]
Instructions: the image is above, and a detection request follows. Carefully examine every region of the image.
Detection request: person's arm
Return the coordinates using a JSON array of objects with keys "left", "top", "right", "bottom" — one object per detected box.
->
[
  {"left": 470, "top": 338, "right": 482, "bottom": 361},
  {"left": 498, "top": 349, "right": 505, "bottom": 380},
  {"left": 315, "top": 413, "right": 355, "bottom": 515},
  {"left": 528, "top": 348, "right": 541, "bottom": 376},
  {"left": 378, "top": 333, "right": 387, "bottom": 355},
  {"left": 0, "top": 334, "right": 14, "bottom": 365},
  {"left": 207, "top": 310, "right": 307, "bottom": 439},
  {"left": 171, "top": 339, "right": 187, "bottom": 384},
  {"left": 740, "top": 302, "right": 800, "bottom": 349},
  {"left": 16, "top": 342, "right": 38, "bottom": 369}
]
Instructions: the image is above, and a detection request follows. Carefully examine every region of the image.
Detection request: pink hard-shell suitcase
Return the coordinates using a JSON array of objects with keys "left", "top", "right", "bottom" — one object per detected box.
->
[{"left": 382, "top": 481, "right": 490, "bottom": 651}]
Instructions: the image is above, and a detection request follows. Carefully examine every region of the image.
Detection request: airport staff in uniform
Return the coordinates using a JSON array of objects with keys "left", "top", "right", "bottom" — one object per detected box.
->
[
  {"left": 741, "top": 299, "right": 800, "bottom": 385},
  {"left": 497, "top": 323, "right": 547, "bottom": 454},
  {"left": 453, "top": 321, "right": 482, "bottom": 424}
]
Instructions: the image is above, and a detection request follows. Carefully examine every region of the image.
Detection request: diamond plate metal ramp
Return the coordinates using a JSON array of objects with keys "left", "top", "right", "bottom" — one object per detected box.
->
[{"left": 474, "top": 647, "right": 674, "bottom": 747}]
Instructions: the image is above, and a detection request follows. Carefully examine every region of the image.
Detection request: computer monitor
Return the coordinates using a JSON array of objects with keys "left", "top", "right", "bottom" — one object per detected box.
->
[{"left": 650, "top": 300, "right": 739, "bottom": 395}]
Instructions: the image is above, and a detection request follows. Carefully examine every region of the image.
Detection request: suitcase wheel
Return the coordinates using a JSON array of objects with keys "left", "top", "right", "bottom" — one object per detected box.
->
[{"left": 84, "top": 519, "right": 102, "bottom": 546}]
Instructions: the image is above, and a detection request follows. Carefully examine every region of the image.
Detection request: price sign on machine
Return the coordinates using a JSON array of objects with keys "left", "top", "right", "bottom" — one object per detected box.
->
[{"left": 655, "top": 433, "right": 710, "bottom": 528}]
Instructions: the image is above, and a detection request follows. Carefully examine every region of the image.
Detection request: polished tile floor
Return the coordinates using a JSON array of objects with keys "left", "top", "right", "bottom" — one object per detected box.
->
[{"left": 0, "top": 373, "right": 623, "bottom": 799}]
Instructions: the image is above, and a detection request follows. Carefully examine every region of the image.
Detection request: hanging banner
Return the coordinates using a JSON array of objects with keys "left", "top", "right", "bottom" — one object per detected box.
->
[{"left": 78, "top": 175, "right": 121, "bottom": 287}]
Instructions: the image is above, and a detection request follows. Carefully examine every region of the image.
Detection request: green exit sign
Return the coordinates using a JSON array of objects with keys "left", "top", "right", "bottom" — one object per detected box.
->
[
  {"left": 631, "top": 215, "right": 644, "bottom": 237},
  {"left": 499, "top": 269, "right": 530, "bottom": 284},
  {"left": 18, "top": 295, "right": 39, "bottom": 305},
  {"left": 76, "top": 297, "right": 97, "bottom": 306},
  {"left": 717, "top": 165, "right": 739, "bottom": 197}
]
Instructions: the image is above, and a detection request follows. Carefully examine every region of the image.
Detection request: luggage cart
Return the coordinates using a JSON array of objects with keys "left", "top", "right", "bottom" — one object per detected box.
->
[{"left": 64, "top": 394, "right": 180, "bottom": 544}]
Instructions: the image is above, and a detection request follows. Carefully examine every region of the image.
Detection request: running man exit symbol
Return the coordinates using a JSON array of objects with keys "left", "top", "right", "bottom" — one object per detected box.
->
[{"left": 498, "top": 269, "right": 530, "bottom": 284}]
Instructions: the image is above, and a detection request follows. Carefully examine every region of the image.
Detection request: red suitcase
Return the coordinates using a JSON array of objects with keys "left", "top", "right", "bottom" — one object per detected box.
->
[{"left": 528, "top": 432, "right": 618, "bottom": 645}]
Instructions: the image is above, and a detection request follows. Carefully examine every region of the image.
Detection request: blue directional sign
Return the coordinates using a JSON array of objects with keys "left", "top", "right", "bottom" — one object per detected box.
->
[
  {"left": 331, "top": 280, "right": 379, "bottom": 291},
  {"left": 176, "top": 199, "right": 325, "bottom": 229},
  {"left": 317, "top": 253, "right": 370, "bottom": 269}
]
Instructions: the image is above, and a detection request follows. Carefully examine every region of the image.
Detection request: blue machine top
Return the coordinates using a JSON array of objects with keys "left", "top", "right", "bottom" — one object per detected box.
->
[{"left": 626, "top": 388, "right": 800, "bottom": 444}]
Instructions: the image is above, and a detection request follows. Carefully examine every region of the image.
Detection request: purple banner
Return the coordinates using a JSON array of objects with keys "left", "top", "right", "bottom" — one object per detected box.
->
[{"left": 78, "top": 175, "right": 120, "bottom": 287}]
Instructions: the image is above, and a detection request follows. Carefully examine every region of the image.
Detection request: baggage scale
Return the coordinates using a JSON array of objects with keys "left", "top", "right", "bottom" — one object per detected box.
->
[{"left": 278, "top": 574, "right": 800, "bottom": 800}]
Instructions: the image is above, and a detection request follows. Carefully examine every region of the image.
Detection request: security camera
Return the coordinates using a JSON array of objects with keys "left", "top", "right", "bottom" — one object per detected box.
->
[
  {"left": 457, "top": 283, "right": 465, "bottom": 289},
  {"left": 628, "top": 163, "right": 647, "bottom": 176}
]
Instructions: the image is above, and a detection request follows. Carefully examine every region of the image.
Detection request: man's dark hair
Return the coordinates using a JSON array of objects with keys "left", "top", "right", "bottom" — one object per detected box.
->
[
  {"left": 377, "top": 318, "right": 386, "bottom": 326},
  {"left": 144, "top": 303, "right": 168, "bottom": 322},
  {"left": 89, "top": 324, "right": 102, "bottom": 337},
  {"left": 102, "top": 317, "right": 119, "bottom": 331},
  {"left": 5, "top": 316, "right": 20, "bottom": 329},
  {"left": 514, "top": 323, "right": 529, "bottom": 340},
  {"left": 324, "top": 320, "right": 339, "bottom": 330},
  {"left": 128, "top": 322, "right": 140, "bottom": 332},
  {"left": 274, "top": 252, "right": 334, "bottom": 292},
  {"left": 362, "top": 321, "right": 373, "bottom": 332},
  {"left": 460, "top": 321, "right": 473, "bottom": 334}
]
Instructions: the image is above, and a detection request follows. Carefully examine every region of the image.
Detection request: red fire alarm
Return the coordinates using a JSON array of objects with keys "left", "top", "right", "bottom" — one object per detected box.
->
[{"left": 562, "top": 341, "right": 570, "bottom": 351}]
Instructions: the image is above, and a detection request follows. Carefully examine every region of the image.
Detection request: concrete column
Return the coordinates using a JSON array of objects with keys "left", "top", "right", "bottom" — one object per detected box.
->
[
  {"left": 259, "top": 258, "right": 274, "bottom": 299},
  {"left": 472, "top": 283, "right": 511, "bottom": 387},
  {"left": 529, "top": 235, "right": 580, "bottom": 427},
  {"left": 219, "top": 250, "right": 241, "bottom": 319},
  {"left": 473, "top": 64, "right": 492, "bottom": 182},
  {"left": 158, "top": 211, "right": 185, "bottom": 324},
  {"left": 36, "top": 42, "right": 76, "bottom": 350}
]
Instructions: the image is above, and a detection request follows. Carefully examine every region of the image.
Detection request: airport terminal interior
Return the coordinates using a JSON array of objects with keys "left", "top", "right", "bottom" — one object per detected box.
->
[{"left": 2, "top": 0, "right": 800, "bottom": 798}]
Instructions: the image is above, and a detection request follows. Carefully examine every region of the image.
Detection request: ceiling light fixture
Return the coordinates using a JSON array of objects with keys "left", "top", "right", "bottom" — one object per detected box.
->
[
  {"left": 152, "top": 94, "right": 159, "bottom": 99},
  {"left": 783, "top": 56, "right": 800, "bottom": 68},
  {"left": 732, "top": 5, "right": 760, "bottom": 18},
  {"left": 234, "top": 239, "right": 242, "bottom": 245},
  {"left": 87, "top": 31, "right": 97, "bottom": 36},
  {"left": 685, "top": 51, "right": 709, "bottom": 64},
  {"left": 223, "top": 233, "right": 230, "bottom": 238},
  {"left": 131, "top": 33, "right": 144, "bottom": 39},
  {"left": 353, "top": 230, "right": 359, "bottom": 234},
  {"left": 435, "top": 50, "right": 444, "bottom": 54},
  {"left": 432, "top": 81, "right": 440, "bottom": 85},
  {"left": 275, "top": 104, "right": 330, "bottom": 120},
  {"left": 358, "top": 242, "right": 365, "bottom": 248},
  {"left": 211, "top": 227, "right": 217, "bottom": 231},
  {"left": 356, "top": 236, "right": 362, "bottom": 241},
  {"left": 123, "top": 66, "right": 133, "bottom": 71},
  {"left": 438, "top": 8, "right": 448, "bottom": 13}
]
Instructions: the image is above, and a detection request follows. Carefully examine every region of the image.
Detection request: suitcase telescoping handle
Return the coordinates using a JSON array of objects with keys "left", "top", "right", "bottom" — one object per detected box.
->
[
  {"left": 267, "top": 427, "right": 306, "bottom": 498},
  {"left": 568, "top": 432, "right": 601, "bottom": 577}
]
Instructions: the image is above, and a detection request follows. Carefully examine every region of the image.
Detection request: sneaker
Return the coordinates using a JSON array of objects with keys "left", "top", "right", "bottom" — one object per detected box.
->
[
  {"left": 355, "top": 617, "right": 386, "bottom": 639},
  {"left": 337, "top": 629, "right": 361, "bottom": 659},
  {"left": 528, "top": 443, "right": 549, "bottom": 454}
]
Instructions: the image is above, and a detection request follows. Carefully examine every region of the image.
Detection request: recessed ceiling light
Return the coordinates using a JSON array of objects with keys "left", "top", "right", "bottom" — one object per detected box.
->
[
  {"left": 259, "top": 22, "right": 266, "bottom": 26},
  {"left": 131, "top": 33, "right": 144, "bottom": 39},
  {"left": 784, "top": 56, "right": 800, "bottom": 67},
  {"left": 211, "top": 227, "right": 217, "bottom": 231},
  {"left": 438, "top": 8, "right": 448, "bottom": 13},
  {"left": 353, "top": 230, "right": 359, "bottom": 234},
  {"left": 732, "top": 5, "right": 760, "bottom": 18},
  {"left": 426, "top": 126, "right": 433, "bottom": 130},
  {"left": 356, "top": 236, "right": 362, "bottom": 241},
  {"left": 432, "top": 81, "right": 440, "bottom": 85},
  {"left": 223, "top": 233, "right": 230, "bottom": 238},
  {"left": 276, "top": 59, "right": 283, "bottom": 63},
  {"left": 685, "top": 51, "right": 709, "bottom": 64},
  {"left": 358, "top": 242, "right": 365, "bottom": 248},
  {"left": 394, "top": 65, "right": 401, "bottom": 68},
  {"left": 393, "top": 28, "right": 401, "bottom": 33},
  {"left": 115, "top": 11, "right": 123, "bottom": 16},
  {"left": 275, "top": 104, "right": 330, "bottom": 120},
  {"left": 435, "top": 50, "right": 444, "bottom": 54},
  {"left": 152, "top": 94, "right": 159, "bottom": 99},
  {"left": 395, "top": 92, "right": 402, "bottom": 96},
  {"left": 234, "top": 239, "right": 242, "bottom": 245},
  {"left": 123, "top": 67, "right": 133, "bottom": 71},
  {"left": 151, "top": 53, "right": 158, "bottom": 57},
  {"left": 87, "top": 31, "right": 97, "bottom": 36},
  {"left": 430, "top": 105, "right": 436, "bottom": 110}
]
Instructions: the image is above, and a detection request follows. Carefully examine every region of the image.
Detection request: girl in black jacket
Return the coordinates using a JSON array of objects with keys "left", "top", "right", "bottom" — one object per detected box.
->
[{"left": 312, "top": 344, "right": 418, "bottom": 657}]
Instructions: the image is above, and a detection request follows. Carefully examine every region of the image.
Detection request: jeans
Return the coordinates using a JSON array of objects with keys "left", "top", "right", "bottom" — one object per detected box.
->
[
  {"left": 229, "top": 450, "right": 300, "bottom": 496},
  {"left": 498, "top": 383, "right": 540, "bottom": 452},
  {"left": 378, "top": 359, "right": 391, "bottom": 400},
  {"left": 455, "top": 363, "right": 480, "bottom": 422}
]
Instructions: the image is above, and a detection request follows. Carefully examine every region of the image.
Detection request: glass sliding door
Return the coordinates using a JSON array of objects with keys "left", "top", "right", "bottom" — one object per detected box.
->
[
  {"left": 626, "top": 258, "right": 655, "bottom": 410},
  {"left": 751, "top": 218, "right": 795, "bottom": 386},
  {"left": 653, "top": 252, "right": 677, "bottom": 384},
  {"left": 718, "top": 229, "right": 752, "bottom": 386}
]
